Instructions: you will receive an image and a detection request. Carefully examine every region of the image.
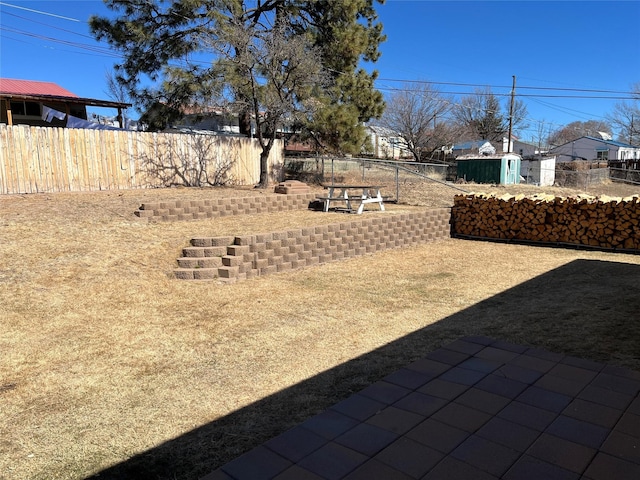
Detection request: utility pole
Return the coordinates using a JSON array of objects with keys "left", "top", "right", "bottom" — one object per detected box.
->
[{"left": 507, "top": 75, "right": 516, "bottom": 153}]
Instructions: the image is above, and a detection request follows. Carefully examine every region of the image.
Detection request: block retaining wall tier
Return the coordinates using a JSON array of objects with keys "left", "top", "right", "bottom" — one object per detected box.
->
[
  {"left": 174, "top": 208, "right": 452, "bottom": 282},
  {"left": 135, "top": 193, "right": 318, "bottom": 221},
  {"left": 452, "top": 193, "right": 640, "bottom": 252}
]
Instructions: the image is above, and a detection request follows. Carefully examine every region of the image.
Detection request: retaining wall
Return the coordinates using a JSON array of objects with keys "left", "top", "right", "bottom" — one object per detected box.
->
[
  {"left": 175, "top": 208, "right": 452, "bottom": 282},
  {"left": 452, "top": 193, "right": 640, "bottom": 251},
  {"left": 135, "top": 193, "right": 318, "bottom": 221}
]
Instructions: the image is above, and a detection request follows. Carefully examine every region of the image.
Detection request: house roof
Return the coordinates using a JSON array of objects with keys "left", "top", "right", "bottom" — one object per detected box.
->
[
  {"left": 0, "top": 78, "right": 131, "bottom": 109},
  {"left": 366, "top": 125, "right": 400, "bottom": 137},
  {"left": 452, "top": 140, "right": 486, "bottom": 150},
  {"left": 551, "top": 135, "right": 638, "bottom": 150},
  {"left": 583, "top": 136, "right": 637, "bottom": 149},
  {"left": 0, "top": 78, "right": 79, "bottom": 97}
]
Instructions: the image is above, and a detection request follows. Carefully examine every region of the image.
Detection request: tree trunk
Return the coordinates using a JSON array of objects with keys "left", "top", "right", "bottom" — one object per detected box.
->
[
  {"left": 257, "top": 142, "right": 273, "bottom": 188},
  {"left": 238, "top": 109, "right": 252, "bottom": 137},
  {"left": 257, "top": 149, "right": 271, "bottom": 187}
]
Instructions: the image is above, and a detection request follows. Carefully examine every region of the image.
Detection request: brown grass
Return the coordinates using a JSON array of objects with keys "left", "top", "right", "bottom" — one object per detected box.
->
[{"left": 1, "top": 179, "right": 639, "bottom": 480}]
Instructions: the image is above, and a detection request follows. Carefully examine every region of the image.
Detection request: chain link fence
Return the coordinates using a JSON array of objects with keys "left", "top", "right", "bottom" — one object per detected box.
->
[
  {"left": 522, "top": 164, "right": 639, "bottom": 192},
  {"left": 551, "top": 168, "right": 610, "bottom": 190},
  {"left": 284, "top": 156, "right": 468, "bottom": 208},
  {"left": 285, "top": 156, "right": 640, "bottom": 206}
]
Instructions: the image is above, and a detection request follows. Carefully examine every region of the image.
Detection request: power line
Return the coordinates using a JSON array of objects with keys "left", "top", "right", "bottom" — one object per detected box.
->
[
  {"left": 527, "top": 97, "right": 609, "bottom": 122},
  {"left": 374, "top": 85, "right": 636, "bottom": 101},
  {"left": 2, "top": 11, "right": 95, "bottom": 39},
  {"left": 0, "top": 26, "right": 120, "bottom": 57},
  {"left": 376, "top": 77, "right": 636, "bottom": 96},
  {"left": 1, "top": 33, "right": 124, "bottom": 60},
  {"left": 0, "top": 1, "right": 79, "bottom": 22},
  {"left": 2, "top": 4, "right": 634, "bottom": 132},
  {"left": 1, "top": 7, "right": 635, "bottom": 100}
]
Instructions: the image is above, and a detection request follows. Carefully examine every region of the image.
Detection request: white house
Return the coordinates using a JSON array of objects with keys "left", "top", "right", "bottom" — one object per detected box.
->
[
  {"left": 549, "top": 136, "right": 640, "bottom": 163},
  {"left": 503, "top": 137, "right": 546, "bottom": 158},
  {"left": 453, "top": 137, "right": 542, "bottom": 158},
  {"left": 366, "top": 125, "right": 410, "bottom": 159}
]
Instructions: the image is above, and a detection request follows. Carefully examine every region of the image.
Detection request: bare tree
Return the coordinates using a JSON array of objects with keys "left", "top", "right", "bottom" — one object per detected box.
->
[
  {"left": 140, "top": 133, "right": 237, "bottom": 187},
  {"left": 104, "top": 69, "right": 131, "bottom": 127},
  {"left": 379, "top": 83, "right": 453, "bottom": 161},
  {"left": 548, "top": 120, "right": 613, "bottom": 147},
  {"left": 608, "top": 82, "right": 640, "bottom": 145},
  {"left": 525, "top": 119, "right": 553, "bottom": 158},
  {"left": 452, "top": 87, "right": 527, "bottom": 143}
]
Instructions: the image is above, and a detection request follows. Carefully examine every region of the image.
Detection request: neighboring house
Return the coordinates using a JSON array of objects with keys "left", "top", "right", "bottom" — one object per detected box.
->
[
  {"left": 454, "top": 137, "right": 543, "bottom": 158},
  {"left": 366, "top": 125, "right": 411, "bottom": 159},
  {"left": 548, "top": 136, "right": 640, "bottom": 163},
  {"left": 451, "top": 140, "right": 490, "bottom": 157},
  {"left": 504, "top": 137, "right": 546, "bottom": 159},
  {"left": 170, "top": 105, "right": 240, "bottom": 134},
  {"left": 0, "top": 78, "right": 130, "bottom": 129},
  {"left": 173, "top": 106, "right": 319, "bottom": 157}
]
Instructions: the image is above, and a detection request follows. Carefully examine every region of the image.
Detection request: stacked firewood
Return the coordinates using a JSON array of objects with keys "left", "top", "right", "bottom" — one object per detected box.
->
[{"left": 452, "top": 193, "right": 640, "bottom": 250}]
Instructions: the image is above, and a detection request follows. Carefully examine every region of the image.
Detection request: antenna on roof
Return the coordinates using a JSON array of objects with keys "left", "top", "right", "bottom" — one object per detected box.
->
[{"left": 597, "top": 131, "right": 612, "bottom": 141}]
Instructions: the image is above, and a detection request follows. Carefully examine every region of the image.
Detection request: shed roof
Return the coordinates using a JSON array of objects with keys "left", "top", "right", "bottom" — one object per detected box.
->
[
  {"left": 0, "top": 78, "right": 79, "bottom": 97},
  {"left": 0, "top": 78, "right": 131, "bottom": 109},
  {"left": 457, "top": 153, "right": 521, "bottom": 160}
]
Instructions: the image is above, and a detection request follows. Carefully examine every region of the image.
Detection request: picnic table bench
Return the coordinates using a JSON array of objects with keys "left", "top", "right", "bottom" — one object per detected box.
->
[{"left": 317, "top": 184, "right": 386, "bottom": 214}]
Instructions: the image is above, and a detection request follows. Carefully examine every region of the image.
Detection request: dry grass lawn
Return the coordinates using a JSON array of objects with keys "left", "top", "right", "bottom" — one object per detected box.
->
[{"left": 1, "top": 179, "right": 640, "bottom": 480}]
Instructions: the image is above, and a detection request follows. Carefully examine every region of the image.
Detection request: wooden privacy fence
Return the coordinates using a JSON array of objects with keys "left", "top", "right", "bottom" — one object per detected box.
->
[{"left": 0, "top": 125, "right": 284, "bottom": 194}]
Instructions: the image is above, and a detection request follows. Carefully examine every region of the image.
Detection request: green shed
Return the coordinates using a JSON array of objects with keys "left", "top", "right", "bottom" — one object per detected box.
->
[{"left": 456, "top": 153, "right": 521, "bottom": 184}]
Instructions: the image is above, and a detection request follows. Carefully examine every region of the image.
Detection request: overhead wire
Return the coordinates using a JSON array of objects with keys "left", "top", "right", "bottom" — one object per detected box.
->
[
  {"left": 0, "top": 1, "right": 79, "bottom": 22},
  {"left": 0, "top": 26, "right": 121, "bottom": 57},
  {"left": 374, "top": 84, "right": 637, "bottom": 100},
  {"left": 377, "top": 77, "right": 634, "bottom": 95},
  {"left": 2, "top": 1, "right": 636, "bottom": 131},
  {"left": 2, "top": 4, "right": 634, "bottom": 99},
  {"left": 2, "top": 10, "right": 95, "bottom": 39}
]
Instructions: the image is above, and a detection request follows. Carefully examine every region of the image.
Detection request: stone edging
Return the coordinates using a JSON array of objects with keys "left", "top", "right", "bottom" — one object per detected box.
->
[
  {"left": 175, "top": 208, "right": 452, "bottom": 282},
  {"left": 135, "top": 193, "right": 318, "bottom": 221}
]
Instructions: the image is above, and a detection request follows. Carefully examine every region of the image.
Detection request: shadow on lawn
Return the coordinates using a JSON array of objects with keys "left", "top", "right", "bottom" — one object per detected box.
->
[{"left": 91, "top": 258, "right": 640, "bottom": 480}]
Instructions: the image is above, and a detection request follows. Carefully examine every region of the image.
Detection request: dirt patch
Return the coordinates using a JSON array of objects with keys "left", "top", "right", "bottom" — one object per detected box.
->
[{"left": 1, "top": 180, "right": 639, "bottom": 480}]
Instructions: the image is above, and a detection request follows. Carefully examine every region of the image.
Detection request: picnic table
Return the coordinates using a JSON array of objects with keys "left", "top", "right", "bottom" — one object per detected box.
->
[{"left": 317, "top": 184, "right": 386, "bottom": 214}]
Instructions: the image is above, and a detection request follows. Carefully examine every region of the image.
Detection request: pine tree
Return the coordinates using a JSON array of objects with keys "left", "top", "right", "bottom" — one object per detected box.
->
[{"left": 90, "top": 0, "right": 386, "bottom": 186}]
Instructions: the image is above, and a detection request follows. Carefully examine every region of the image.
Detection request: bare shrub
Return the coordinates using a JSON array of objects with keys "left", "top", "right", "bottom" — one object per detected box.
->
[{"left": 140, "top": 132, "right": 237, "bottom": 187}]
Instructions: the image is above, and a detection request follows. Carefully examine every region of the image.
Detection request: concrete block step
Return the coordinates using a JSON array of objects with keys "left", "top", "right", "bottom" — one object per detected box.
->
[
  {"left": 176, "top": 257, "right": 223, "bottom": 269},
  {"left": 182, "top": 246, "right": 227, "bottom": 257},
  {"left": 174, "top": 268, "right": 219, "bottom": 280}
]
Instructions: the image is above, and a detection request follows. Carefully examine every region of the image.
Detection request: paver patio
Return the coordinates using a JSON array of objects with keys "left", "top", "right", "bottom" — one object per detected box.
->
[{"left": 204, "top": 336, "right": 640, "bottom": 480}]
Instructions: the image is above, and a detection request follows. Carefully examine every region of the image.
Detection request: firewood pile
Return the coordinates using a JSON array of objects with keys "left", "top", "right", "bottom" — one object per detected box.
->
[{"left": 452, "top": 193, "right": 640, "bottom": 250}]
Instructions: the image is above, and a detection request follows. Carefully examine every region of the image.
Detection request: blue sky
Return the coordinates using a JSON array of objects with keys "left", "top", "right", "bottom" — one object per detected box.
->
[{"left": 1, "top": 0, "right": 639, "bottom": 140}]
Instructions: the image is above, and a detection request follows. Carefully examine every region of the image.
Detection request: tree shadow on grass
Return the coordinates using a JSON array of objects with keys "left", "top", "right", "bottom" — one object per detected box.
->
[{"left": 91, "top": 258, "right": 640, "bottom": 480}]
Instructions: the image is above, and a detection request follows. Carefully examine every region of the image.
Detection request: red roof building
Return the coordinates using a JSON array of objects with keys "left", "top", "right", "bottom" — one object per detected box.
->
[
  {"left": 0, "top": 78, "right": 80, "bottom": 98},
  {"left": 0, "top": 78, "right": 130, "bottom": 128}
]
